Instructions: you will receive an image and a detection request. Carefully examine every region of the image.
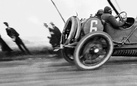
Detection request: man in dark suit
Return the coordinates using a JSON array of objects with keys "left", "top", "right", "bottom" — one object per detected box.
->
[
  {"left": 3, "top": 22, "right": 31, "bottom": 54},
  {"left": 44, "top": 22, "right": 61, "bottom": 49},
  {"left": 50, "top": 22, "right": 61, "bottom": 47},
  {"left": 95, "top": 9, "right": 104, "bottom": 20},
  {"left": 101, "top": 6, "right": 126, "bottom": 28}
]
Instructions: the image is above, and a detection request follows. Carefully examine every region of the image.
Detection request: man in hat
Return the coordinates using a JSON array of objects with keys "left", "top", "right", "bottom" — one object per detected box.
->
[
  {"left": 50, "top": 22, "right": 61, "bottom": 38},
  {"left": 101, "top": 6, "right": 126, "bottom": 28},
  {"left": 50, "top": 22, "right": 61, "bottom": 48},
  {"left": 44, "top": 22, "right": 61, "bottom": 49},
  {"left": 0, "top": 35, "right": 12, "bottom": 53},
  {"left": 3, "top": 22, "right": 31, "bottom": 54},
  {"left": 95, "top": 9, "right": 104, "bottom": 20},
  {"left": 50, "top": 22, "right": 61, "bottom": 47}
]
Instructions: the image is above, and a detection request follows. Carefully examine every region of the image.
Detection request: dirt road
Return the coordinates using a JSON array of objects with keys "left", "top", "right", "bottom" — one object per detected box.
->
[{"left": 0, "top": 54, "right": 137, "bottom": 86}]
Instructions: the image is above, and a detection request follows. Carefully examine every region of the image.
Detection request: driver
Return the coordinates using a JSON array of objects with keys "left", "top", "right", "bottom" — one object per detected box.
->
[{"left": 101, "top": 6, "right": 125, "bottom": 28}]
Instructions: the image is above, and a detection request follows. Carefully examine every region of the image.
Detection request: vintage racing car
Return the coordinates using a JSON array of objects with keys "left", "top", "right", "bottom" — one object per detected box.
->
[{"left": 60, "top": 0, "right": 137, "bottom": 70}]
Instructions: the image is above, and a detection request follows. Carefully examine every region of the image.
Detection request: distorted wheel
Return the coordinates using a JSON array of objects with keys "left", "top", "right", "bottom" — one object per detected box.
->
[
  {"left": 74, "top": 31, "right": 113, "bottom": 70},
  {"left": 60, "top": 16, "right": 78, "bottom": 64},
  {"left": 61, "top": 16, "right": 77, "bottom": 44},
  {"left": 61, "top": 47, "right": 74, "bottom": 64}
]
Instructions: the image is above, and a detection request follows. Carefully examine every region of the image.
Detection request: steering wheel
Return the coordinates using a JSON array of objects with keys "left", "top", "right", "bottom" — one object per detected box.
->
[{"left": 116, "top": 11, "right": 127, "bottom": 23}]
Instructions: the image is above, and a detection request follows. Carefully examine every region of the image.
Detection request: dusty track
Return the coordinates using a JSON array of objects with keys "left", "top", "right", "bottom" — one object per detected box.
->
[{"left": 0, "top": 54, "right": 137, "bottom": 86}]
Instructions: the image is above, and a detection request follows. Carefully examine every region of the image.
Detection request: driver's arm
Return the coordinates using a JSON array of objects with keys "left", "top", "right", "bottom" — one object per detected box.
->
[{"left": 108, "top": 16, "right": 125, "bottom": 28}]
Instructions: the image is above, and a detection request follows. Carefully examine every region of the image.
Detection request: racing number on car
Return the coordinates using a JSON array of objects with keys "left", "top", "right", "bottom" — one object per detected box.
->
[{"left": 90, "top": 20, "right": 98, "bottom": 32}]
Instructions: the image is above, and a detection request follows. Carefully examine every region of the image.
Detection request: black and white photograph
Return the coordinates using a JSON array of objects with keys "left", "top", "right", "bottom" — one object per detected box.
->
[{"left": 0, "top": 0, "right": 137, "bottom": 86}]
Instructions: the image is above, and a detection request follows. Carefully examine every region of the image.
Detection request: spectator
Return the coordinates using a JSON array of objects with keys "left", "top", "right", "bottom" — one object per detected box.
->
[
  {"left": 44, "top": 22, "right": 61, "bottom": 49},
  {"left": 95, "top": 9, "right": 104, "bottom": 20},
  {"left": 3, "top": 22, "right": 31, "bottom": 54}
]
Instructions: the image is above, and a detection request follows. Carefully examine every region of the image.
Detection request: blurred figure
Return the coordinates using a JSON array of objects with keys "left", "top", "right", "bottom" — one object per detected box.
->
[
  {"left": 0, "top": 35, "right": 12, "bottom": 53},
  {"left": 95, "top": 9, "right": 104, "bottom": 20},
  {"left": 50, "top": 22, "right": 61, "bottom": 49},
  {"left": 80, "top": 18, "right": 87, "bottom": 23},
  {"left": 3, "top": 22, "right": 31, "bottom": 54},
  {"left": 44, "top": 23, "right": 54, "bottom": 40},
  {"left": 44, "top": 22, "right": 61, "bottom": 50}
]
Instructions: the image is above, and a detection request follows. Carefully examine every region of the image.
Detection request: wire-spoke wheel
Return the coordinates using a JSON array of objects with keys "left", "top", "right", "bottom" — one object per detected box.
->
[
  {"left": 74, "top": 31, "right": 113, "bottom": 70},
  {"left": 61, "top": 47, "right": 74, "bottom": 64}
]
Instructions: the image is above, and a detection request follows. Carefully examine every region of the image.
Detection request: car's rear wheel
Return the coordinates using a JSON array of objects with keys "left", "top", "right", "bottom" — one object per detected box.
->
[
  {"left": 74, "top": 31, "right": 113, "bottom": 70},
  {"left": 61, "top": 47, "right": 74, "bottom": 64}
]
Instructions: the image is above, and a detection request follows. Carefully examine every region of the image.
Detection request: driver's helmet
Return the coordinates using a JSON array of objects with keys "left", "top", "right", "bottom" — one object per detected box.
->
[{"left": 104, "top": 6, "right": 112, "bottom": 14}]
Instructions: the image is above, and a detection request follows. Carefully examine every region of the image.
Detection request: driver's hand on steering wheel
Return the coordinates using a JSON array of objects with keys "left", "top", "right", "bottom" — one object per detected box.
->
[
  {"left": 123, "top": 17, "right": 127, "bottom": 22},
  {"left": 120, "top": 17, "right": 127, "bottom": 23}
]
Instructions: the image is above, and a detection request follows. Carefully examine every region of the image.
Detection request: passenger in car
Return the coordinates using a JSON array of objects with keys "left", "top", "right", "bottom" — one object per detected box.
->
[
  {"left": 95, "top": 9, "right": 104, "bottom": 20},
  {"left": 101, "top": 6, "right": 125, "bottom": 28}
]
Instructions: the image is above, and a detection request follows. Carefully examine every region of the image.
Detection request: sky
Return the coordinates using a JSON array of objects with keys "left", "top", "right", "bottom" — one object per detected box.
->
[{"left": 0, "top": 0, "right": 137, "bottom": 47}]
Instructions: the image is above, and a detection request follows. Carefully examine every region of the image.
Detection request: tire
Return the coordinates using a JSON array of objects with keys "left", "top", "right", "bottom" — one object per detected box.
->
[
  {"left": 74, "top": 31, "right": 113, "bottom": 70},
  {"left": 61, "top": 16, "right": 77, "bottom": 44},
  {"left": 60, "top": 16, "right": 79, "bottom": 64},
  {"left": 74, "top": 17, "right": 81, "bottom": 41},
  {"left": 61, "top": 47, "right": 74, "bottom": 64}
]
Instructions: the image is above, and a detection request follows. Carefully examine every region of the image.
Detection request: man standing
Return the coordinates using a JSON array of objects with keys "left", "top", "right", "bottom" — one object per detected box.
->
[
  {"left": 50, "top": 22, "right": 61, "bottom": 47},
  {"left": 3, "top": 22, "right": 31, "bottom": 54},
  {"left": 44, "top": 22, "right": 61, "bottom": 49}
]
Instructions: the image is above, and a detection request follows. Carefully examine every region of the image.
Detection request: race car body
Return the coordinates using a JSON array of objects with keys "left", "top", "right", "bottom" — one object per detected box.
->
[{"left": 60, "top": 0, "right": 137, "bottom": 70}]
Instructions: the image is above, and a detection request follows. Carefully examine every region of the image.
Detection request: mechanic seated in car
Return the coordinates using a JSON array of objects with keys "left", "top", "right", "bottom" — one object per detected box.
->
[
  {"left": 101, "top": 6, "right": 126, "bottom": 29},
  {"left": 95, "top": 9, "right": 104, "bottom": 20}
]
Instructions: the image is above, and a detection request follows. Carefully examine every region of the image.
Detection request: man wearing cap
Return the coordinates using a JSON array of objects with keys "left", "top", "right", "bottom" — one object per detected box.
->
[
  {"left": 95, "top": 9, "right": 104, "bottom": 20},
  {"left": 101, "top": 6, "right": 125, "bottom": 28},
  {"left": 50, "top": 22, "right": 61, "bottom": 48},
  {"left": 44, "top": 23, "right": 55, "bottom": 48},
  {"left": 3, "top": 22, "right": 31, "bottom": 54},
  {"left": 44, "top": 22, "right": 61, "bottom": 49}
]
